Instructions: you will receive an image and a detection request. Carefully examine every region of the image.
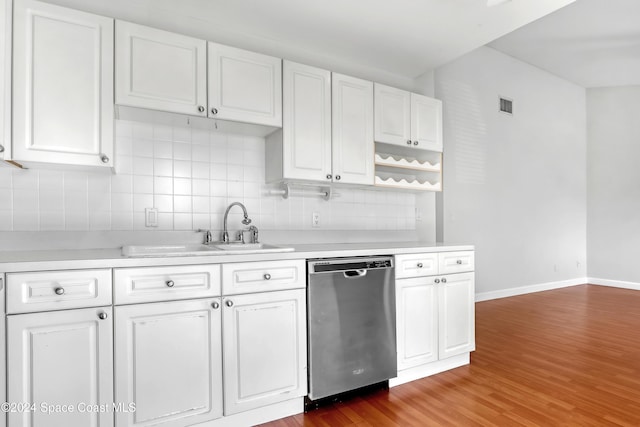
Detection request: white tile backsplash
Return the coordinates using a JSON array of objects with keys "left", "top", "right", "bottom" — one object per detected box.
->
[{"left": 0, "top": 120, "right": 416, "bottom": 233}]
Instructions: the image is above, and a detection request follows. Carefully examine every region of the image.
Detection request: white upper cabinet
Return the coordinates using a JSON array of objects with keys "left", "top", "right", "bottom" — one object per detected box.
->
[
  {"left": 208, "top": 42, "right": 282, "bottom": 127},
  {"left": 331, "top": 73, "right": 374, "bottom": 185},
  {"left": 12, "top": 0, "right": 114, "bottom": 168},
  {"left": 271, "top": 60, "right": 331, "bottom": 182},
  {"left": 0, "top": 0, "right": 10, "bottom": 162},
  {"left": 115, "top": 21, "right": 207, "bottom": 117},
  {"left": 411, "top": 93, "right": 443, "bottom": 152},
  {"left": 374, "top": 83, "right": 443, "bottom": 152},
  {"left": 374, "top": 83, "right": 410, "bottom": 146}
]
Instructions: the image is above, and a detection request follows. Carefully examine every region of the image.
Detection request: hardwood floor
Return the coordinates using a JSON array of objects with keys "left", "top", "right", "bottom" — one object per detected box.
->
[{"left": 261, "top": 284, "right": 640, "bottom": 426}]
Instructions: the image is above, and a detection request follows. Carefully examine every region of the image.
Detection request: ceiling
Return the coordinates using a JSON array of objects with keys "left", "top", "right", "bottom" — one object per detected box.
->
[
  {"left": 489, "top": 0, "right": 640, "bottom": 88},
  {"left": 47, "top": 0, "right": 575, "bottom": 81}
]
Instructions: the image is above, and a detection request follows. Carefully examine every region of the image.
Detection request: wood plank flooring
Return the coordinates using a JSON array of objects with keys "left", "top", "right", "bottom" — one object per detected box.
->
[{"left": 261, "top": 284, "right": 640, "bottom": 426}]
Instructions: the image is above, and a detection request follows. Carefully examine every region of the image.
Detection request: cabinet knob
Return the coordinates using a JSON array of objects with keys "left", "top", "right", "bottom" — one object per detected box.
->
[
  {"left": 434, "top": 278, "right": 440, "bottom": 284},
  {"left": 335, "top": 175, "right": 341, "bottom": 181},
  {"left": 211, "top": 301, "right": 220, "bottom": 309},
  {"left": 100, "top": 154, "right": 110, "bottom": 164},
  {"left": 406, "top": 140, "right": 412, "bottom": 145},
  {"left": 54, "top": 287, "right": 65, "bottom": 295},
  {"left": 98, "top": 312, "right": 108, "bottom": 320},
  {"left": 263, "top": 273, "right": 271, "bottom": 280},
  {"left": 417, "top": 263, "right": 423, "bottom": 268},
  {"left": 456, "top": 260, "right": 462, "bottom": 265},
  {"left": 198, "top": 105, "right": 205, "bottom": 113},
  {"left": 0, "top": 144, "right": 4, "bottom": 153},
  {"left": 413, "top": 141, "right": 418, "bottom": 146},
  {"left": 225, "top": 300, "right": 234, "bottom": 307},
  {"left": 211, "top": 108, "right": 219, "bottom": 115},
  {"left": 441, "top": 277, "right": 447, "bottom": 283},
  {"left": 166, "top": 280, "right": 175, "bottom": 288},
  {"left": 326, "top": 174, "right": 332, "bottom": 180}
]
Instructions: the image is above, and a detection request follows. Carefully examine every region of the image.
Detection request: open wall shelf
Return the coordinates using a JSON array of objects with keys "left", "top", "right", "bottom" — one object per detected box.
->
[{"left": 374, "top": 142, "right": 442, "bottom": 192}]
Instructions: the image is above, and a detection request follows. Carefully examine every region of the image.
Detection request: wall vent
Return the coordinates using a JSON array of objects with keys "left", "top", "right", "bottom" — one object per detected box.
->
[{"left": 499, "top": 97, "right": 513, "bottom": 115}]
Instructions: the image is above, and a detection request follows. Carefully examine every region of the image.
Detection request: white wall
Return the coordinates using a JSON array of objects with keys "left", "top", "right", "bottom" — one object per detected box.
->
[
  {"left": 0, "top": 120, "right": 418, "bottom": 249},
  {"left": 587, "top": 86, "right": 640, "bottom": 284},
  {"left": 435, "top": 46, "right": 587, "bottom": 296}
]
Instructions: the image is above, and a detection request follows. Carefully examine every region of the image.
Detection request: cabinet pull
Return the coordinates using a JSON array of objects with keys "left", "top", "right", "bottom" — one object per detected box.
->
[
  {"left": 263, "top": 273, "right": 271, "bottom": 280},
  {"left": 100, "top": 154, "right": 110, "bottom": 164},
  {"left": 211, "top": 107, "right": 218, "bottom": 115},
  {"left": 434, "top": 278, "right": 440, "bottom": 284},
  {"left": 413, "top": 141, "right": 418, "bottom": 146},
  {"left": 441, "top": 277, "right": 447, "bottom": 283},
  {"left": 211, "top": 301, "right": 220, "bottom": 309},
  {"left": 197, "top": 105, "right": 205, "bottom": 113},
  {"left": 326, "top": 174, "right": 332, "bottom": 180},
  {"left": 417, "top": 263, "right": 423, "bottom": 268},
  {"left": 225, "top": 300, "right": 234, "bottom": 307},
  {"left": 98, "top": 312, "right": 108, "bottom": 320},
  {"left": 456, "top": 259, "right": 463, "bottom": 265},
  {"left": 0, "top": 144, "right": 4, "bottom": 153},
  {"left": 165, "top": 280, "right": 175, "bottom": 288},
  {"left": 335, "top": 175, "right": 341, "bottom": 181},
  {"left": 406, "top": 140, "right": 412, "bottom": 145},
  {"left": 54, "top": 287, "right": 65, "bottom": 295}
]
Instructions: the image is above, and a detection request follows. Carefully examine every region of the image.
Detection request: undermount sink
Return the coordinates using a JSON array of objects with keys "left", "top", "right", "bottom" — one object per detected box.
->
[{"left": 122, "top": 243, "right": 294, "bottom": 257}]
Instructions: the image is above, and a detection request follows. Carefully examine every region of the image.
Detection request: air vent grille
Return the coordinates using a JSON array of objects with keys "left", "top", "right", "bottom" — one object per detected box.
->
[{"left": 499, "top": 97, "right": 513, "bottom": 115}]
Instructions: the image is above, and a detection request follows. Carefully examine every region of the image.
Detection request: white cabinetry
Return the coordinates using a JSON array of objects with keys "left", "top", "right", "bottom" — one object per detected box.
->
[
  {"left": 12, "top": 0, "right": 114, "bottom": 168},
  {"left": 0, "top": 0, "right": 10, "bottom": 164},
  {"left": 222, "top": 289, "right": 307, "bottom": 415},
  {"left": 267, "top": 61, "right": 332, "bottom": 183},
  {"left": 267, "top": 62, "right": 374, "bottom": 186},
  {"left": 393, "top": 251, "right": 475, "bottom": 386},
  {"left": 115, "top": 21, "right": 207, "bottom": 117},
  {"left": 7, "top": 307, "right": 113, "bottom": 427},
  {"left": 331, "top": 73, "right": 374, "bottom": 185},
  {"left": 208, "top": 42, "right": 282, "bottom": 127},
  {"left": 114, "top": 299, "right": 223, "bottom": 427},
  {"left": 374, "top": 83, "right": 442, "bottom": 152},
  {"left": 0, "top": 276, "right": 5, "bottom": 427}
]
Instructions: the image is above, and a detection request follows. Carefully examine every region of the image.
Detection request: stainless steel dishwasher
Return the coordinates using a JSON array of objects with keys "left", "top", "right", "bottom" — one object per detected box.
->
[{"left": 307, "top": 256, "right": 396, "bottom": 401}]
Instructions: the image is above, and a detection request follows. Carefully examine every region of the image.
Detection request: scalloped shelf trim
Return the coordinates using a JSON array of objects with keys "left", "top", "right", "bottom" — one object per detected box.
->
[
  {"left": 375, "top": 175, "right": 441, "bottom": 191},
  {"left": 375, "top": 153, "right": 441, "bottom": 171}
]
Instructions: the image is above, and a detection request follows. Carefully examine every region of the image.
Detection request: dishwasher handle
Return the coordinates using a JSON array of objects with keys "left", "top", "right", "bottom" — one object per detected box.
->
[{"left": 343, "top": 269, "right": 367, "bottom": 279}]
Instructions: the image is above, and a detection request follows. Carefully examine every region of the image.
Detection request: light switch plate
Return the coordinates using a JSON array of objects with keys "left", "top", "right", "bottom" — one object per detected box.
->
[{"left": 145, "top": 208, "right": 158, "bottom": 227}]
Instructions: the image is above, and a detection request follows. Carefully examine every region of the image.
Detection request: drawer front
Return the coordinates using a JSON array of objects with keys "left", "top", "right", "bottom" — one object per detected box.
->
[
  {"left": 438, "top": 251, "right": 475, "bottom": 275},
  {"left": 6, "top": 269, "right": 112, "bottom": 313},
  {"left": 395, "top": 253, "right": 438, "bottom": 279},
  {"left": 114, "top": 265, "right": 220, "bottom": 304},
  {"left": 222, "top": 259, "right": 305, "bottom": 295}
]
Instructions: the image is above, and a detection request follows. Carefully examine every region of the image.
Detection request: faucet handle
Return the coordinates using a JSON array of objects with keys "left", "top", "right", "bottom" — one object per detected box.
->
[{"left": 197, "top": 229, "right": 213, "bottom": 244}]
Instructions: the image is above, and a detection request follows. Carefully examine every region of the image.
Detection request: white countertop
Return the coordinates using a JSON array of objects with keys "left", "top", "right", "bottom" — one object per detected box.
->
[{"left": 0, "top": 241, "right": 473, "bottom": 273}]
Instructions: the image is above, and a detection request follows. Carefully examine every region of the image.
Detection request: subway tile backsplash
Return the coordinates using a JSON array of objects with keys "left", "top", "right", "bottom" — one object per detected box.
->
[{"left": 0, "top": 120, "right": 416, "bottom": 233}]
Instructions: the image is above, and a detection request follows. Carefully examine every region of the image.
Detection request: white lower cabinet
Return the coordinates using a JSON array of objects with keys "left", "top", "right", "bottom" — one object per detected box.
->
[
  {"left": 7, "top": 306, "right": 114, "bottom": 427},
  {"left": 394, "top": 251, "right": 475, "bottom": 385},
  {"left": 114, "top": 299, "right": 223, "bottom": 427},
  {"left": 222, "top": 289, "right": 307, "bottom": 415}
]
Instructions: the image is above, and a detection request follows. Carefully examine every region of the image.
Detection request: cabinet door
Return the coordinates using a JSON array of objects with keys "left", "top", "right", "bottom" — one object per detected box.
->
[
  {"left": 332, "top": 73, "right": 374, "bottom": 185},
  {"left": 0, "top": 0, "right": 10, "bottom": 162},
  {"left": 438, "top": 272, "right": 475, "bottom": 359},
  {"left": 12, "top": 0, "right": 114, "bottom": 168},
  {"left": 411, "top": 93, "right": 443, "bottom": 152},
  {"left": 115, "top": 21, "right": 207, "bottom": 117},
  {"left": 374, "top": 83, "right": 410, "bottom": 146},
  {"left": 281, "top": 61, "right": 331, "bottom": 182},
  {"left": 396, "top": 277, "right": 438, "bottom": 370},
  {"left": 208, "top": 42, "right": 282, "bottom": 127},
  {"left": 223, "top": 289, "right": 307, "bottom": 415},
  {"left": 114, "top": 299, "right": 223, "bottom": 427},
  {"left": 7, "top": 307, "right": 113, "bottom": 427}
]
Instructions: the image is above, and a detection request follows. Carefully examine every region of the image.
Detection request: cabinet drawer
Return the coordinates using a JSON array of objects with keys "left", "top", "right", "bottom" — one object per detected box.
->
[
  {"left": 222, "top": 259, "right": 305, "bottom": 295},
  {"left": 6, "top": 269, "right": 112, "bottom": 314},
  {"left": 395, "top": 253, "right": 438, "bottom": 279},
  {"left": 438, "top": 251, "right": 475, "bottom": 275},
  {"left": 114, "top": 265, "right": 220, "bottom": 304}
]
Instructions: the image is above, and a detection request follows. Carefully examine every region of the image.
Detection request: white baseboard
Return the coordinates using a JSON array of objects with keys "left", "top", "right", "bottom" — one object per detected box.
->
[
  {"left": 588, "top": 277, "right": 640, "bottom": 291},
  {"left": 389, "top": 353, "right": 470, "bottom": 387},
  {"left": 475, "top": 277, "right": 588, "bottom": 302}
]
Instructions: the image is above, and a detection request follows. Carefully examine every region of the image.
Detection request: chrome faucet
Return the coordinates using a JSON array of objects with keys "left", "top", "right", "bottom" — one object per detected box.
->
[{"left": 222, "top": 202, "right": 252, "bottom": 243}]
